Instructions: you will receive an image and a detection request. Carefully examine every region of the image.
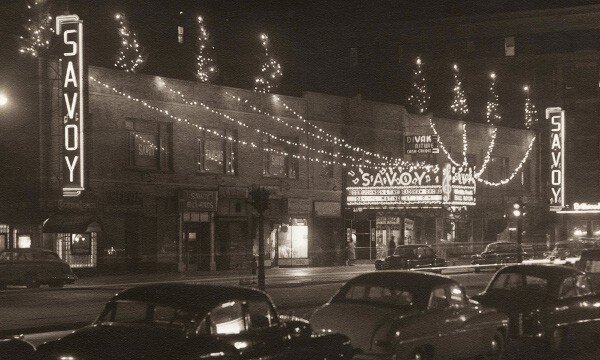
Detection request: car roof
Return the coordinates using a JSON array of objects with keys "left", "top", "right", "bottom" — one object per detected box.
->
[
  {"left": 497, "top": 264, "right": 584, "bottom": 277},
  {"left": 347, "top": 271, "right": 455, "bottom": 288},
  {"left": 112, "top": 283, "right": 270, "bottom": 312}
]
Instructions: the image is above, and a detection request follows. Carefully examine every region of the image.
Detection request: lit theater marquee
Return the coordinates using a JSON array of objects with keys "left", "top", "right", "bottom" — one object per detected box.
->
[
  {"left": 56, "top": 15, "right": 85, "bottom": 197},
  {"left": 346, "top": 164, "right": 476, "bottom": 209}
]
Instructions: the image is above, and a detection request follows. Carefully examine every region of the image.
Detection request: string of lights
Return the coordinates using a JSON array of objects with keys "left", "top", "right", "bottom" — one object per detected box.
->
[
  {"left": 450, "top": 64, "right": 469, "bottom": 116},
  {"left": 253, "top": 33, "right": 282, "bottom": 93},
  {"left": 428, "top": 117, "right": 461, "bottom": 166},
  {"left": 407, "top": 57, "right": 430, "bottom": 114},
  {"left": 461, "top": 123, "right": 468, "bottom": 165},
  {"left": 523, "top": 85, "right": 538, "bottom": 130},
  {"left": 485, "top": 72, "right": 501, "bottom": 124},
  {"left": 114, "top": 13, "right": 144, "bottom": 73},
  {"left": 476, "top": 137, "right": 536, "bottom": 186},
  {"left": 474, "top": 127, "right": 498, "bottom": 178},
  {"left": 89, "top": 76, "right": 402, "bottom": 170},
  {"left": 19, "top": 0, "right": 54, "bottom": 58},
  {"left": 195, "top": 16, "right": 217, "bottom": 83}
]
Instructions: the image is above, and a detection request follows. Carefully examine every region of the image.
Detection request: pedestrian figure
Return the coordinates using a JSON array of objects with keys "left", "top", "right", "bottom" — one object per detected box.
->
[
  {"left": 388, "top": 235, "right": 396, "bottom": 256},
  {"left": 346, "top": 238, "right": 356, "bottom": 266}
]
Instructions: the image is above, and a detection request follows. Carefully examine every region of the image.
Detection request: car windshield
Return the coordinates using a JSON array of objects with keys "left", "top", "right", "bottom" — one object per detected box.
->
[
  {"left": 98, "top": 300, "right": 199, "bottom": 332},
  {"left": 394, "top": 247, "right": 418, "bottom": 257},
  {"left": 337, "top": 283, "right": 417, "bottom": 308},
  {"left": 489, "top": 272, "right": 549, "bottom": 294},
  {"left": 486, "top": 243, "right": 520, "bottom": 253}
]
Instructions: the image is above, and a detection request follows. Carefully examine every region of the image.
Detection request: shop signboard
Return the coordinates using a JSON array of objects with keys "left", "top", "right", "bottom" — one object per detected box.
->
[
  {"left": 404, "top": 134, "right": 439, "bottom": 154},
  {"left": 346, "top": 164, "right": 476, "bottom": 209},
  {"left": 56, "top": 15, "right": 85, "bottom": 197},
  {"left": 546, "top": 107, "right": 565, "bottom": 211},
  {"left": 179, "top": 190, "right": 217, "bottom": 212}
]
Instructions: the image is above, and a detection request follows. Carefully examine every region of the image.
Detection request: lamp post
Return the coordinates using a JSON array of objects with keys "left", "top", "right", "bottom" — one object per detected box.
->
[
  {"left": 512, "top": 202, "right": 523, "bottom": 263},
  {"left": 249, "top": 187, "right": 270, "bottom": 290}
]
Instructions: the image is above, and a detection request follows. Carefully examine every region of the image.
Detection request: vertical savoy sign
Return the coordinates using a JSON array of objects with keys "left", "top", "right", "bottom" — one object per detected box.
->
[
  {"left": 56, "top": 15, "right": 85, "bottom": 197},
  {"left": 546, "top": 107, "right": 565, "bottom": 211}
]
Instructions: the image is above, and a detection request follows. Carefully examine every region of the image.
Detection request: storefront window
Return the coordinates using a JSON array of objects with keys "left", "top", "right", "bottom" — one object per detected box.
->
[
  {"left": 199, "top": 129, "right": 237, "bottom": 175},
  {"left": 278, "top": 218, "right": 308, "bottom": 259},
  {"left": 17, "top": 235, "right": 31, "bottom": 248},
  {"left": 71, "top": 234, "right": 91, "bottom": 255}
]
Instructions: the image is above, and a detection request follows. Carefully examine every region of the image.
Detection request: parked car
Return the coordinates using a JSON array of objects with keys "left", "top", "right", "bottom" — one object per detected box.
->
[
  {"left": 544, "top": 240, "right": 587, "bottom": 261},
  {"left": 310, "top": 271, "right": 508, "bottom": 360},
  {"left": 0, "top": 248, "right": 77, "bottom": 289},
  {"left": 0, "top": 336, "right": 35, "bottom": 360},
  {"left": 576, "top": 249, "right": 600, "bottom": 291},
  {"left": 472, "top": 264, "right": 600, "bottom": 353},
  {"left": 471, "top": 242, "right": 527, "bottom": 272},
  {"left": 374, "top": 244, "right": 446, "bottom": 271},
  {"left": 35, "top": 283, "right": 355, "bottom": 360}
]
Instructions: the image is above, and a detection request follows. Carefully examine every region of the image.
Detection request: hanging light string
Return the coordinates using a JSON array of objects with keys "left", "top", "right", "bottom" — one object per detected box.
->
[
  {"left": 461, "top": 123, "right": 468, "bottom": 165},
  {"left": 195, "top": 16, "right": 218, "bottom": 83},
  {"left": 428, "top": 117, "right": 461, "bottom": 166},
  {"left": 19, "top": 0, "right": 54, "bottom": 57},
  {"left": 89, "top": 76, "right": 405, "bottom": 170},
  {"left": 164, "top": 84, "right": 385, "bottom": 167},
  {"left": 114, "top": 13, "right": 145, "bottom": 73},
  {"left": 224, "top": 92, "right": 412, "bottom": 167},
  {"left": 474, "top": 127, "right": 498, "bottom": 178},
  {"left": 476, "top": 136, "right": 536, "bottom": 186},
  {"left": 450, "top": 64, "right": 469, "bottom": 116},
  {"left": 254, "top": 33, "right": 282, "bottom": 93}
]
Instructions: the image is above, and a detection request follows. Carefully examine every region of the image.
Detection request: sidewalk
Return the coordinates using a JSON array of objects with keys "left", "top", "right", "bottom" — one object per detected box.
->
[{"left": 72, "top": 264, "right": 375, "bottom": 288}]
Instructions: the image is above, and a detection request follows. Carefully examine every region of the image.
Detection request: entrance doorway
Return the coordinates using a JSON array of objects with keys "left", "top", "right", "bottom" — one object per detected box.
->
[{"left": 183, "top": 222, "right": 210, "bottom": 271}]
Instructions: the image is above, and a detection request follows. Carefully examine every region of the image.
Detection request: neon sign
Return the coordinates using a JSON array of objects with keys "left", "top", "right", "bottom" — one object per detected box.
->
[
  {"left": 346, "top": 164, "right": 476, "bottom": 209},
  {"left": 546, "top": 107, "right": 565, "bottom": 211},
  {"left": 56, "top": 15, "right": 85, "bottom": 197}
]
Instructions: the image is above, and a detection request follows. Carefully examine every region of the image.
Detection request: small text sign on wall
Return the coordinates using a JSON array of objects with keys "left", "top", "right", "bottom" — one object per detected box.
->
[
  {"left": 56, "top": 15, "right": 85, "bottom": 197},
  {"left": 404, "top": 134, "right": 439, "bottom": 154},
  {"left": 179, "top": 190, "right": 217, "bottom": 212}
]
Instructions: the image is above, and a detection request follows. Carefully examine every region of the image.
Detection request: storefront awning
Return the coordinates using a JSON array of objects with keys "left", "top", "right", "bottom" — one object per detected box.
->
[{"left": 43, "top": 215, "right": 102, "bottom": 233}]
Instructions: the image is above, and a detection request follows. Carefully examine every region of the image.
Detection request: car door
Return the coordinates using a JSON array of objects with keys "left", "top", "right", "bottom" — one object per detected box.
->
[
  {"left": 426, "top": 285, "right": 465, "bottom": 359},
  {"left": 555, "top": 274, "right": 600, "bottom": 339},
  {"left": 243, "top": 297, "right": 289, "bottom": 358}
]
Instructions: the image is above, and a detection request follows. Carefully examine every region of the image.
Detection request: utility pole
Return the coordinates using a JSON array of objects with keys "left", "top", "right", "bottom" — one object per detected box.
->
[{"left": 249, "top": 187, "right": 270, "bottom": 290}]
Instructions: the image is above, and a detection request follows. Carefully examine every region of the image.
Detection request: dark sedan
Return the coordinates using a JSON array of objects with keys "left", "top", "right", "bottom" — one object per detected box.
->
[
  {"left": 311, "top": 271, "right": 508, "bottom": 360},
  {"left": 472, "top": 264, "right": 600, "bottom": 353},
  {"left": 34, "top": 283, "right": 355, "bottom": 360},
  {"left": 0, "top": 248, "right": 77, "bottom": 289},
  {"left": 471, "top": 242, "right": 526, "bottom": 271},
  {"left": 375, "top": 244, "right": 446, "bottom": 271}
]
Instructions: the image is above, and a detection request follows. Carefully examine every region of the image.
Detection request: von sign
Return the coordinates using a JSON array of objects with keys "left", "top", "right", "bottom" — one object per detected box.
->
[
  {"left": 546, "top": 107, "right": 565, "bottom": 211},
  {"left": 56, "top": 15, "right": 85, "bottom": 197}
]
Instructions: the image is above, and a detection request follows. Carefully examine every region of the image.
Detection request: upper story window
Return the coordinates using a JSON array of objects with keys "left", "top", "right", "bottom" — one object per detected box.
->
[
  {"left": 198, "top": 129, "right": 237, "bottom": 175},
  {"left": 263, "top": 136, "right": 298, "bottom": 179},
  {"left": 127, "top": 119, "right": 172, "bottom": 171}
]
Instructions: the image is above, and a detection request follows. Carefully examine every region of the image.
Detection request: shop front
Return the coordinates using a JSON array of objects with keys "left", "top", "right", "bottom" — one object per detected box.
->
[
  {"left": 276, "top": 198, "right": 311, "bottom": 266},
  {"left": 179, "top": 189, "right": 217, "bottom": 271},
  {"left": 216, "top": 186, "right": 249, "bottom": 270}
]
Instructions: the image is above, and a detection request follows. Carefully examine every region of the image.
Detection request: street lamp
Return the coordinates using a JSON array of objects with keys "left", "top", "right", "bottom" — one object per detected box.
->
[
  {"left": 0, "top": 92, "right": 8, "bottom": 107},
  {"left": 512, "top": 202, "right": 524, "bottom": 262}
]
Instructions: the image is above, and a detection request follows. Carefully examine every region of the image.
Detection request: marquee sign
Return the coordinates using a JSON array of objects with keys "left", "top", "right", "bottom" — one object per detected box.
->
[
  {"left": 346, "top": 164, "right": 476, "bottom": 209},
  {"left": 546, "top": 107, "right": 565, "bottom": 211},
  {"left": 404, "top": 134, "right": 439, "bottom": 154},
  {"left": 56, "top": 15, "right": 85, "bottom": 197}
]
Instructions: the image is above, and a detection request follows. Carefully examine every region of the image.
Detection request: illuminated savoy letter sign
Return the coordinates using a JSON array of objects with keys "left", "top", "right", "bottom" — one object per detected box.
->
[
  {"left": 546, "top": 107, "right": 565, "bottom": 211},
  {"left": 56, "top": 15, "right": 85, "bottom": 197}
]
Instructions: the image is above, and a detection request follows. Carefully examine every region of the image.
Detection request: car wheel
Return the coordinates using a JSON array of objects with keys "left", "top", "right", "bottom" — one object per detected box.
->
[
  {"left": 485, "top": 330, "right": 505, "bottom": 360},
  {"left": 49, "top": 281, "right": 64, "bottom": 288},
  {"left": 25, "top": 274, "right": 40, "bottom": 289}
]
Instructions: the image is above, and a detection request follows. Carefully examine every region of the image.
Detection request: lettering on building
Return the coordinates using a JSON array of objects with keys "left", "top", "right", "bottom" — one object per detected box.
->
[{"left": 546, "top": 107, "right": 565, "bottom": 211}]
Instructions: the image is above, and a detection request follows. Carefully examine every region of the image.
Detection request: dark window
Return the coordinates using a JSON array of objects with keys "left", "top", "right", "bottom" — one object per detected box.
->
[
  {"left": 199, "top": 129, "right": 237, "bottom": 175},
  {"left": 487, "top": 156, "right": 508, "bottom": 182},
  {"left": 129, "top": 120, "right": 172, "bottom": 171},
  {"left": 263, "top": 136, "right": 298, "bottom": 179},
  {"left": 246, "top": 299, "right": 277, "bottom": 329},
  {"left": 428, "top": 287, "right": 449, "bottom": 309}
]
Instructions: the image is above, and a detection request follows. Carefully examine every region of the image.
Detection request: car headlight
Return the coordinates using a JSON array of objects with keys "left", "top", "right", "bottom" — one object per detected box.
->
[{"left": 59, "top": 356, "right": 77, "bottom": 360}]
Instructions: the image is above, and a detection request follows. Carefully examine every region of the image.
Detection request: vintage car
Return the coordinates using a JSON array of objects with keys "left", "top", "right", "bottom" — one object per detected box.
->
[
  {"left": 472, "top": 264, "right": 600, "bottom": 353},
  {"left": 544, "top": 240, "right": 587, "bottom": 262},
  {"left": 310, "top": 271, "right": 508, "bottom": 360},
  {"left": 0, "top": 248, "right": 77, "bottom": 289},
  {"left": 576, "top": 249, "right": 600, "bottom": 291},
  {"left": 374, "top": 244, "right": 446, "bottom": 271},
  {"left": 471, "top": 242, "right": 527, "bottom": 271},
  {"left": 35, "top": 283, "right": 355, "bottom": 360}
]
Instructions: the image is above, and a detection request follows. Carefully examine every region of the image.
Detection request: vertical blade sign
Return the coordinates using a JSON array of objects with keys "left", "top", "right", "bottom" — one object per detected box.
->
[
  {"left": 546, "top": 107, "right": 565, "bottom": 211},
  {"left": 56, "top": 15, "right": 85, "bottom": 197}
]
